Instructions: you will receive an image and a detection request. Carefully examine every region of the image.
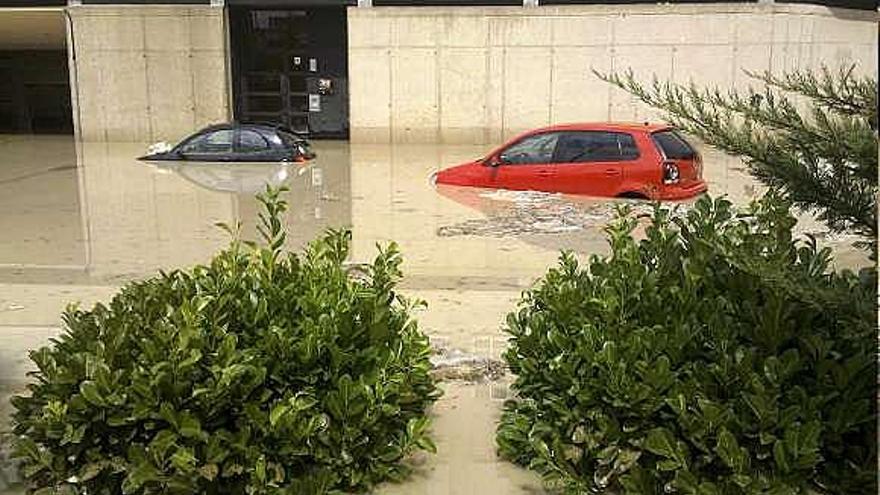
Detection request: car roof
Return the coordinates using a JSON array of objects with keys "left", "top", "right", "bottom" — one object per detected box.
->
[
  {"left": 528, "top": 122, "right": 672, "bottom": 134},
  {"left": 196, "top": 121, "right": 306, "bottom": 136}
]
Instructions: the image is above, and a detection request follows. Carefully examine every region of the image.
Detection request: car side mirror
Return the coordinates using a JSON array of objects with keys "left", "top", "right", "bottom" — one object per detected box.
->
[{"left": 486, "top": 154, "right": 507, "bottom": 167}]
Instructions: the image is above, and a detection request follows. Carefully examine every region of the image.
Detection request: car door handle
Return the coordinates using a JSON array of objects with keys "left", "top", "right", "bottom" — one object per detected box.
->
[
  {"left": 604, "top": 169, "right": 621, "bottom": 176},
  {"left": 537, "top": 170, "right": 553, "bottom": 177}
]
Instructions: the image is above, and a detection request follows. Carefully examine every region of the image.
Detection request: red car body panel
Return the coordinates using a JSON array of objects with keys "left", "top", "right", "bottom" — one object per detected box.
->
[{"left": 435, "top": 123, "right": 708, "bottom": 200}]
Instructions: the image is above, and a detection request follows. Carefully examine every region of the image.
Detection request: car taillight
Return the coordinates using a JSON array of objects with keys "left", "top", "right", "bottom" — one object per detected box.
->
[{"left": 662, "top": 160, "right": 680, "bottom": 184}]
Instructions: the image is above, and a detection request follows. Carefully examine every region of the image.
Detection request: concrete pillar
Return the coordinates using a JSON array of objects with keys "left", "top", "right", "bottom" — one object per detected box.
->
[{"left": 67, "top": 5, "right": 230, "bottom": 142}]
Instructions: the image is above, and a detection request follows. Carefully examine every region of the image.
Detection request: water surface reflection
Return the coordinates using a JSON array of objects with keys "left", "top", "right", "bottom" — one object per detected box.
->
[{"left": 0, "top": 137, "right": 868, "bottom": 288}]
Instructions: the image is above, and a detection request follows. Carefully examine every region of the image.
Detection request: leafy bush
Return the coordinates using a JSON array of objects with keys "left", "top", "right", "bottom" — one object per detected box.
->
[
  {"left": 12, "top": 188, "right": 439, "bottom": 494},
  {"left": 496, "top": 194, "right": 876, "bottom": 494}
]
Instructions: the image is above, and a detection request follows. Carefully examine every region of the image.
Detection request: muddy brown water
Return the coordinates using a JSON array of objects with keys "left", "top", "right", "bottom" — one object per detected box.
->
[{"left": 0, "top": 135, "right": 869, "bottom": 494}]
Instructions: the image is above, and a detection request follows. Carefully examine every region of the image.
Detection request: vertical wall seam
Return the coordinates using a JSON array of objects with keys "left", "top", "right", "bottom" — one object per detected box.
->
[
  {"left": 548, "top": 45, "right": 555, "bottom": 125},
  {"left": 187, "top": 11, "right": 197, "bottom": 130},
  {"left": 65, "top": 8, "right": 95, "bottom": 272},
  {"left": 387, "top": 17, "right": 394, "bottom": 143},
  {"left": 142, "top": 14, "right": 153, "bottom": 142},
  {"left": 768, "top": 12, "right": 776, "bottom": 74},
  {"left": 727, "top": 12, "right": 735, "bottom": 83},
  {"left": 64, "top": 9, "right": 82, "bottom": 142},
  {"left": 607, "top": 14, "right": 615, "bottom": 121},
  {"left": 100, "top": 16, "right": 108, "bottom": 142},
  {"left": 222, "top": 6, "right": 234, "bottom": 122},
  {"left": 436, "top": 21, "right": 442, "bottom": 144},
  {"left": 548, "top": 15, "right": 555, "bottom": 124},
  {"left": 501, "top": 46, "right": 506, "bottom": 138},
  {"left": 483, "top": 15, "right": 491, "bottom": 145}
]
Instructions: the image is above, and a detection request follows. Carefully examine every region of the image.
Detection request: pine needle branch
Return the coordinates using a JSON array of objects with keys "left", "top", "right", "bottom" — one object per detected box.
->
[{"left": 594, "top": 67, "right": 878, "bottom": 249}]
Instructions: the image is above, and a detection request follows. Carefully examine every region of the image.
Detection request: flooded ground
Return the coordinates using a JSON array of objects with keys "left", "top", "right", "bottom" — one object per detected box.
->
[{"left": 0, "top": 134, "right": 870, "bottom": 494}]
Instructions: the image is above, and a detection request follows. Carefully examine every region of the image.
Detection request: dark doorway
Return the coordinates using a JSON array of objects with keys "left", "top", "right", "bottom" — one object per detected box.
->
[
  {"left": 230, "top": 7, "right": 349, "bottom": 139},
  {"left": 0, "top": 51, "right": 73, "bottom": 134}
]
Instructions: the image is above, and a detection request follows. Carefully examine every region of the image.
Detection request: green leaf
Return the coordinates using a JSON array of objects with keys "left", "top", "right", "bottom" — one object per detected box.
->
[
  {"left": 179, "top": 415, "right": 206, "bottom": 441},
  {"left": 644, "top": 427, "right": 688, "bottom": 468},
  {"left": 715, "top": 428, "right": 748, "bottom": 473},
  {"left": 122, "top": 460, "right": 160, "bottom": 494},
  {"left": 148, "top": 429, "right": 178, "bottom": 462},
  {"left": 61, "top": 423, "right": 87, "bottom": 445},
  {"left": 79, "top": 380, "right": 104, "bottom": 407},
  {"left": 255, "top": 455, "right": 267, "bottom": 484},
  {"left": 180, "top": 349, "right": 202, "bottom": 368},
  {"left": 170, "top": 447, "right": 198, "bottom": 473},
  {"left": 673, "top": 469, "right": 700, "bottom": 494},
  {"left": 773, "top": 440, "right": 790, "bottom": 473},
  {"left": 78, "top": 461, "right": 111, "bottom": 482},
  {"left": 416, "top": 436, "right": 437, "bottom": 454},
  {"left": 269, "top": 403, "right": 290, "bottom": 427}
]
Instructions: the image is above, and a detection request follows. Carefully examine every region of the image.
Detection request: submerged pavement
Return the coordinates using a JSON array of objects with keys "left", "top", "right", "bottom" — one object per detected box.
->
[{"left": 0, "top": 134, "right": 869, "bottom": 494}]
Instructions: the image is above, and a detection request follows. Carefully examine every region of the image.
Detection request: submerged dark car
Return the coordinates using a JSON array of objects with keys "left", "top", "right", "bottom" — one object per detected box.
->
[{"left": 138, "top": 122, "right": 316, "bottom": 163}]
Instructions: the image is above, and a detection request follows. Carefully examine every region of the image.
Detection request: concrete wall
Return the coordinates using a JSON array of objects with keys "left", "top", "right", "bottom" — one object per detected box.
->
[
  {"left": 67, "top": 5, "right": 229, "bottom": 142},
  {"left": 347, "top": 3, "right": 879, "bottom": 144}
]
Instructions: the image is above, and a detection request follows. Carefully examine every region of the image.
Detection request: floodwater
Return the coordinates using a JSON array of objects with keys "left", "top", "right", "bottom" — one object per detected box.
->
[{"left": 0, "top": 134, "right": 869, "bottom": 494}]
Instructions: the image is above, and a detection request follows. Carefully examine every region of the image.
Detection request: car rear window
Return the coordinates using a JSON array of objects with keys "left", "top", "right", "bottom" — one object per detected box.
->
[
  {"left": 278, "top": 130, "right": 305, "bottom": 146},
  {"left": 294, "top": 139, "right": 313, "bottom": 156},
  {"left": 276, "top": 130, "right": 314, "bottom": 158},
  {"left": 652, "top": 130, "right": 696, "bottom": 160}
]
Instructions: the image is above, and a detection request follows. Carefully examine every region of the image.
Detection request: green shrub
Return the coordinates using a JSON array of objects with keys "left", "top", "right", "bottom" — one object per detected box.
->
[
  {"left": 12, "top": 188, "right": 439, "bottom": 495},
  {"left": 496, "top": 194, "right": 876, "bottom": 494}
]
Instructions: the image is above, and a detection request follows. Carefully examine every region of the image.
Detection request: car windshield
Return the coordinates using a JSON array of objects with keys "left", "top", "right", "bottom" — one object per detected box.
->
[{"left": 501, "top": 133, "right": 560, "bottom": 164}]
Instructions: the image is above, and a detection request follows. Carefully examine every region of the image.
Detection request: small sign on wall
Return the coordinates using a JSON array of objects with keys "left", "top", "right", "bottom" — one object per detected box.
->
[
  {"left": 309, "top": 58, "right": 318, "bottom": 72},
  {"left": 308, "top": 94, "right": 321, "bottom": 112},
  {"left": 317, "top": 78, "right": 333, "bottom": 96}
]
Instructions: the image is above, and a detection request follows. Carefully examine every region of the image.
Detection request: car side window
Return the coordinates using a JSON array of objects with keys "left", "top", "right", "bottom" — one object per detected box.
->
[
  {"left": 238, "top": 129, "right": 269, "bottom": 152},
  {"left": 554, "top": 132, "right": 640, "bottom": 163},
  {"left": 179, "top": 129, "right": 234, "bottom": 154},
  {"left": 618, "top": 134, "right": 640, "bottom": 160},
  {"left": 500, "top": 133, "right": 560, "bottom": 165},
  {"left": 267, "top": 133, "right": 284, "bottom": 146}
]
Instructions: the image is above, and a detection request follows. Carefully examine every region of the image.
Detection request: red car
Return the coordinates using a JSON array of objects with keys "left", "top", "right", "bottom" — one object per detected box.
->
[{"left": 434, "top": 123, "right": 707, "bottom": 200}]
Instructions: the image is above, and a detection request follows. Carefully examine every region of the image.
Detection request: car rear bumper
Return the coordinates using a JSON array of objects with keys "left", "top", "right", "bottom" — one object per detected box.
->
[{"left": 657, "top": 180, "right": 708, "bottom": 200}]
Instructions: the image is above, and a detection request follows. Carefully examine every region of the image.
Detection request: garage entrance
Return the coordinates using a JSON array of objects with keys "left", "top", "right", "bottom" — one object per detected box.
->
[
  {"left": 0, "top": 10, "right": 72, "bottom": 134},
  {"left": 229, "top": 7, "right": 349, "bottom": 139}
]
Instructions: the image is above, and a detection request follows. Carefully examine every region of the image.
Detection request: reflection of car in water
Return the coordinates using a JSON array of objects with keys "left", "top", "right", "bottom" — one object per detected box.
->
[
  {"left": 137, "top": 122, "right": 316, "bottom": 163},
  {"left": 144, "top": 161, "right": 313, "bottom": 194},
  {"left": 435, "top": 182, "right": 618, "bottom": 222},
  {"left": 434, "top": 123, "right": 707, "bottom": 200}
]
